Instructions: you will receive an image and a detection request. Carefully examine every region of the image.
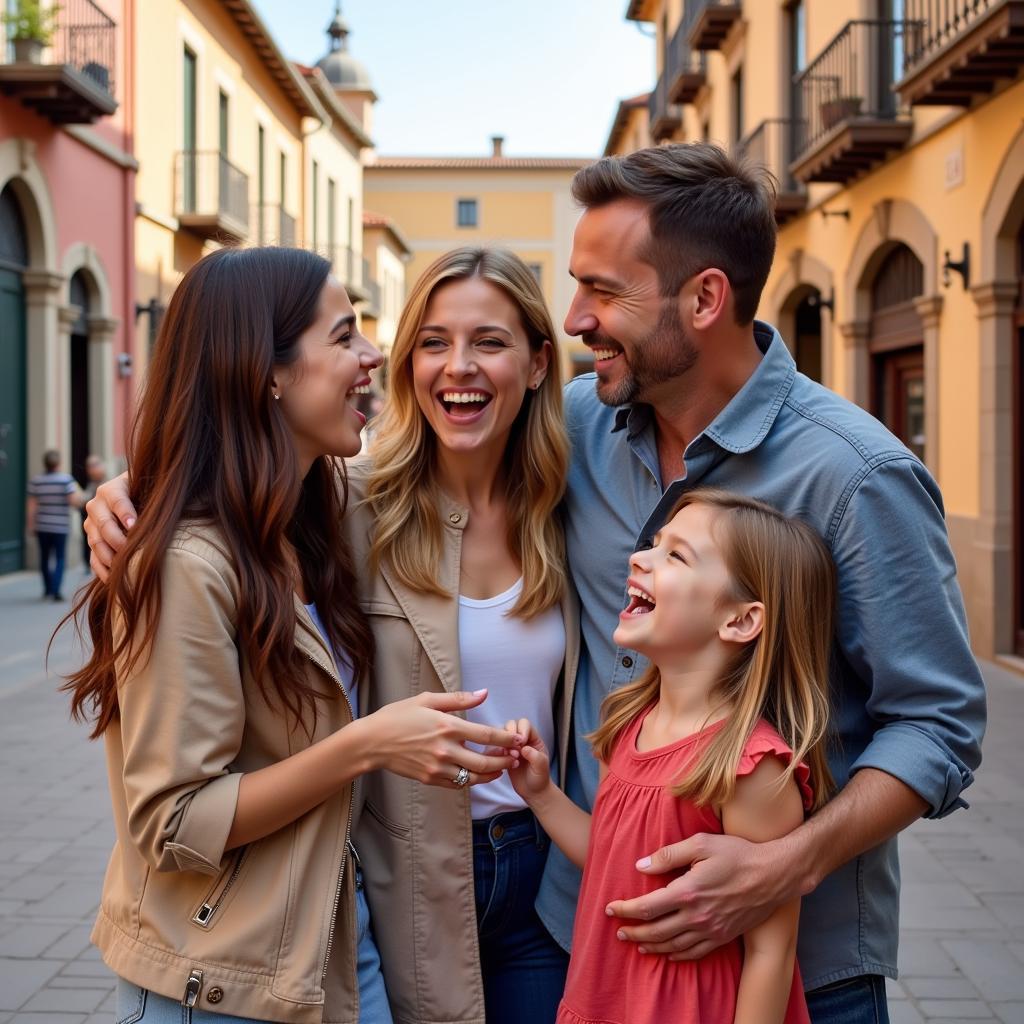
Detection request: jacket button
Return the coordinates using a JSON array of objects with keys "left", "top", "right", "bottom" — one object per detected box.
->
[
  {"left": 207, "top": 988, "right": 223, "bottom": 1004},
  {"left": 621, "top": 656, "right": 634, "bottom": 668},
  {"left": 449, "top": 512, "right": 462, "bottom": 524},
  {"left": 491, "top": 824, "right": 505, "bottom": 840}
]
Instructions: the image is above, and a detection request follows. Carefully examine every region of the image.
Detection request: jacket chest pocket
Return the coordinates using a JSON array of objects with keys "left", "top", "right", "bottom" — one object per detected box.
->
[{"left": 361, "top": 600, "right": 421, "bottom": 705}]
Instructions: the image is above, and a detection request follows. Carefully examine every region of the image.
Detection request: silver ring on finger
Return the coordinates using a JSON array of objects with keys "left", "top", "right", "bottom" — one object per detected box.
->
[{"left": 452, "top": 766, "right": 470, "bottom": 788}]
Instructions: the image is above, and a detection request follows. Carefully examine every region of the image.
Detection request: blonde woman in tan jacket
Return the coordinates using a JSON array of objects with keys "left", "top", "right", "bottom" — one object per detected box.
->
[{"left": 67, "top": 247, "right": 522, "bottom": 1024}]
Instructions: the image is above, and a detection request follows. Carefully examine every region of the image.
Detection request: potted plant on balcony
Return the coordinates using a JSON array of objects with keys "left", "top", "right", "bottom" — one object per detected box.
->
[
  {"left": 820, "top": 95, "right": 863, "bottom": 131},
  {"left": 2, "top": 1, "right": 61, "bottom": 64}
]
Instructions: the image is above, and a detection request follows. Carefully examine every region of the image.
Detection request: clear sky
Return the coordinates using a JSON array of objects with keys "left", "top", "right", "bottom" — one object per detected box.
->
[{"left": 250, "top": 0, "right": 655, "bottom": 158}]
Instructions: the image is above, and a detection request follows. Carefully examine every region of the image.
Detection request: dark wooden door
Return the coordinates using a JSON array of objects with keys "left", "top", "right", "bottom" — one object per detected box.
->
[
  {"left": 0, "top": 267, "right": 27, "bottom": 573},
  {"left": 874, "top": 346, "right": 925, "bottom": 461}
]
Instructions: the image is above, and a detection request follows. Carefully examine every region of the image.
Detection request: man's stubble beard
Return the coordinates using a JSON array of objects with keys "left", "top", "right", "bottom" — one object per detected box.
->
[{"left": 594, "top": 301, "right": 698, "bottom": 408}]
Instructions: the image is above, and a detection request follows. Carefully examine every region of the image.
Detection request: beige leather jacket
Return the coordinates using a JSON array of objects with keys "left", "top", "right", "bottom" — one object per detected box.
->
[
  {"left": 346, "top": 459, "right": 580, "bottom": 1024},
  {"left": 92, "top": 524, "right": 362, "bottom": 1023}
]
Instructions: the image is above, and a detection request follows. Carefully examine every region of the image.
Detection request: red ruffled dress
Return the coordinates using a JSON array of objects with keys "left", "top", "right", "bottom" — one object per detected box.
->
[{"left": 557, "top": 710, "right": 814, "bottom": 1024}]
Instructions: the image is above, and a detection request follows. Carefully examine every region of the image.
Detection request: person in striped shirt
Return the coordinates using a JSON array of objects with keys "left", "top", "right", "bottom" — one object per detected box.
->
[{"left": 26, "top": 450, "right": 83, "bottom": 601}]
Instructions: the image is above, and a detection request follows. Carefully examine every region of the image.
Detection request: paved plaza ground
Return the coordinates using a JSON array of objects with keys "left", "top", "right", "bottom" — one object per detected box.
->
[{"left": 0, "top": 568, "right": 1022, "bottom": 1023}]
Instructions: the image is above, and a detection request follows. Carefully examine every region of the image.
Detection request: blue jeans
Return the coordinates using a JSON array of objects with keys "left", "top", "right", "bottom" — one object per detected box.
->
[
  {"left": 115, "top": 879, "right": 392, "bottom": 1023},
  {"left": 473, "top": 807, "right": 569, "bottom": 1024},
  {"left": 806, "top": 975, "right": 890, "bottom": 1024},
  {"left": 36, "top": 530, "right": 66, "bottom": 597}
]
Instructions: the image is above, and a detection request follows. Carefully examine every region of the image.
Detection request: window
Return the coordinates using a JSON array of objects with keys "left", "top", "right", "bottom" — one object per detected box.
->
[
  {"left": 182, "top": 48, "right": 197, "bottom": 211},
  {"left": 456, "top": 199, "right": 478, "bottom": 228},
  {"left": 327, "top": 178, "right": 337, "bottom": 257},
  {"left": 218, "top": 90, "right": 229, "bottom": 156},
  {"left": 257, "top": 125, "right": 266, "bottom": 243},
  {"left": 731, "top": 67, "right": 744, "bottom": 147},
  {"left": 311, "top": 160, "right": 319, "bottom": 248}
]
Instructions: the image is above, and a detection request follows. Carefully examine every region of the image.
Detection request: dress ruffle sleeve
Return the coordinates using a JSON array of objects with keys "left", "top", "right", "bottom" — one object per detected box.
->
[{"left": 737, "top": 725, "right": 815, "bottom": 811}]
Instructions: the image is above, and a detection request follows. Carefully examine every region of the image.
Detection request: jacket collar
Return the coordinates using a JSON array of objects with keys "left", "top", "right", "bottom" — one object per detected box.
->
[{"left": 611, "top": 321, "right": 796, "bottom": 455}]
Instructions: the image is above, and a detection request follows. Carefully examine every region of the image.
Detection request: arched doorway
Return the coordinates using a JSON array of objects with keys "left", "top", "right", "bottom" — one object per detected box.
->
[
  {"left": 794, "top": 290, "right": 823, "bottom": 383},
  {"left": 0, "top": 185, "right": 28, "bottom": 573},
  {"left": 1014, "top": 223, "right": 1024, "bottom": 655},
  {"left": 68, "top": 271, "right": 91, "bottom": 487},
  {"left": 869, "top": 243, "right": 925, "bottom": 459}
]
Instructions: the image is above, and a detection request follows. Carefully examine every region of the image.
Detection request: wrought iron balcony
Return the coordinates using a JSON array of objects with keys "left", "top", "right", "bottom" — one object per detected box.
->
[
  {"left": 361, "top": 262, "right": 382, "bottom": 319},
  {"left": 899, "top": 0, "right": 1024, "bottom": 106},
  {"left": 648, "top": 72, "right": 682, "bottom": 141},
  {"left": 791, "top": 19, "right": 919, "bottom": 185},
  {"left": 318, "top": 245, "right": 370, "bottom": 302},
  {"left": 667, "top": 13, "right": 707, "bottom": 103},
  {"left": 175, "top": 151, "right": 250, "bottom": 245},
  {"left": 0, "top": 0, "right": 116, "bottom": 124},
  {"left": 735, "top": 119, "right": 807, "bottom": 225},
  {"left": 686, "top": 0, "right": 742, "bottom": 51}
]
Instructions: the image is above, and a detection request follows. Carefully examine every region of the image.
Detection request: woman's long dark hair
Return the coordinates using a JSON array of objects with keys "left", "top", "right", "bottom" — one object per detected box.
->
[{"left": 64, "top": 247, "right": 374, "bottom": 738}]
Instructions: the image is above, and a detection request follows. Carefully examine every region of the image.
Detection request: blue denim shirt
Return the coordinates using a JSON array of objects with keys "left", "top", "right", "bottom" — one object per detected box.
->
[{"left": 537, "top": 322, "right": 986, "bottom": 989}]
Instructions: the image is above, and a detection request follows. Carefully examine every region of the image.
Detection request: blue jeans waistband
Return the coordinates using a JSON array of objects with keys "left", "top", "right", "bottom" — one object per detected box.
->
[{"left": 472, "top": 807, "right": 546, "bottom": 851}]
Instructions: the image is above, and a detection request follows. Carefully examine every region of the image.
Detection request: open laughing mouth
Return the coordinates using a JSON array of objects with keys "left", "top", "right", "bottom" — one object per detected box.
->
[
  {"left": 437, "top": 389, "right": 493, "bottom": 420},
  {"left": 622, "top": 582, "right": 656, "bottom": 617},
  {"left": 590, "top": 345, "right": 623, "bottom": 367}
]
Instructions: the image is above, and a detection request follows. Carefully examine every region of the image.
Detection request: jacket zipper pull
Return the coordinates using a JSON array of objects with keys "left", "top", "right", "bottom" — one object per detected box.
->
[{"left": 182, "top": 969, "right": 203, "bottom": 1008}]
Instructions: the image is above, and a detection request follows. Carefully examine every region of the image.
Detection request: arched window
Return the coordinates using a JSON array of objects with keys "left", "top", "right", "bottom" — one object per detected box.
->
[
  {"left": 0, "top": 186, "right": 29, "bottom": 270},
  {"left": 68, "top": 271, "right": 92, "bottom": 487}
]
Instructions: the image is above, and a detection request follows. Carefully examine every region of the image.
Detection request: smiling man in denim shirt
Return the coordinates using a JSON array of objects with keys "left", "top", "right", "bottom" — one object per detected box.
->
[{"left": 536, "top": 143, "right": 986, "bottom": 1024}]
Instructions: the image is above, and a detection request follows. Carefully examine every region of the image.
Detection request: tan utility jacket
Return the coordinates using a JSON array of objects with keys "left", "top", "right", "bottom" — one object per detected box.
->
[
  {"left": 92, "top": 524, "right": 362, "bottom": 1023},
  {"left": 346, "top": 459, "right": 580, "bottom": 1024}
]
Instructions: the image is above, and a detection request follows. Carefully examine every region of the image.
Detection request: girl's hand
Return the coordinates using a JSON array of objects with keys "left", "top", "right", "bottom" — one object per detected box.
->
[
  {"left": 84, "top": 471, "right": 135, "bottom": 580},
  {"left": 504, "top": 717, "right": 553, "bottom": 803},
  {"left": 360, "top": 689, "right": 523, "bottom": 789}
]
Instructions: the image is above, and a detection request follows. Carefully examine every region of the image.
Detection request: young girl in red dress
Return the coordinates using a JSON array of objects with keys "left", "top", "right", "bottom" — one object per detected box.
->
[{"left": 507, "top": 488, "right": 836, "bottom": 1024}]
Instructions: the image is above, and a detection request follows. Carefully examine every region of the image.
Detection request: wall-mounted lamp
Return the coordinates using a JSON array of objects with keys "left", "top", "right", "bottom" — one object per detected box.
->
[
  {"left": 821, "top": 207, "right": 850, "bottom": 222},
  {"left": 806, "top": 289, "right": 835, "bottom": 314},
  {"left": 942, "top": 242, "right": 970, "bottom": 290},
  {"left": 135, "top": 297, "right": 166, "bottom": 348},
  {"left": 116, "top": 352, "right": 134, "bottom": 379}
]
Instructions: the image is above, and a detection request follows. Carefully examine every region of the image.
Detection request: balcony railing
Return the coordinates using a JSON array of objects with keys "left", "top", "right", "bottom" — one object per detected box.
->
[
  {"left": 899, "top": 0, "right": 1024, "bottom": 106},
  {"left": 251, "top": 203, "right": 297, "bottom": 246},
  {"left": 735, "top": 119, "right": 807, "bottom": 224},
  {"left": 648, "top": 72, "right": 682, "bottom": 141},
  {"left": 0, "top": 0, "right": 117, "bottom": 124},
  {"left": 666, "top": 12, "right": 707, "bottom": 103},
  {"left": 362, "top": 261, "right": 382, "bottom": 318},
  {"left": 685, "top": 0, "right": 743, "bottom": 51},
  {"left": 791, "top": 20, "right": 919, "bottom": 184},
  {"left": 176, "top": 151, "right": 250, "bottom": 244}
]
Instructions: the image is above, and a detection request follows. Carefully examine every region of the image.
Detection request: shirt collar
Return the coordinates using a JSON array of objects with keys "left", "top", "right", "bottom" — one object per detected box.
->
[{"left": 610, "top": 321, "right": 795, "bottom": 455}]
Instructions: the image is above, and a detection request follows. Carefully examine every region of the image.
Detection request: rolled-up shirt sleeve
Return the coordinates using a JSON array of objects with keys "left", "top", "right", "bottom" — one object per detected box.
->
[
  {"left": 830, "top": 455, "right": 986, "bottom": 818},
  {"left": 117, "top": 546, "right": 245, "bottom": 874}
]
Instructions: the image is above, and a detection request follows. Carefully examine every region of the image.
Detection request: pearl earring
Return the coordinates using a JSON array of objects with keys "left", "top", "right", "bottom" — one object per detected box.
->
[{"left": 273, "top": 392, "right": 280, "bottom": 401}]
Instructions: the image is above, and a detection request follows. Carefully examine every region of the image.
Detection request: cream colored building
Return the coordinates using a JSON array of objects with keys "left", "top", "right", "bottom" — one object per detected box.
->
[
  {"left": 361, "top": 211, "right": 410, "bottom": 357},
  {"left": 132, "top": 2, "right": 383, "bottom": 375},
  {"left": 617, "top": 0, "right": 1024, "bottom": 663},
  {"left": 605, "top": 93, "right": 652, "bottom": 156},
  {"left": 364, "top": 138, "right": 593, "bottom": 378}
]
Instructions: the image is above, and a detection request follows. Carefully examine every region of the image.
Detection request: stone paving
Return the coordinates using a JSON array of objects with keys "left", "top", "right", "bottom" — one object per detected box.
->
[{"left": 0, "top": 568, "right": 1022, "bottom": 1023}]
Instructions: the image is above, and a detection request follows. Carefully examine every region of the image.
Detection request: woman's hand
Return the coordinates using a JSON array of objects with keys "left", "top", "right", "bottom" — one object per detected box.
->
[
  {"left": 503, "top": 717, "right": 553, "bottom": 803},
  {"left": 360, "top": 689, "right": 523, "bottom": 788},
  {"left": 84, "top": 471, "right": 136, "bottom": 581}
]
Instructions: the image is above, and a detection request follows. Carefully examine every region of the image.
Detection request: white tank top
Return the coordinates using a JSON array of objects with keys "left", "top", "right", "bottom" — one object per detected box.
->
[{"left": 459, "top": 578, "right": 565, "bottom": 819}]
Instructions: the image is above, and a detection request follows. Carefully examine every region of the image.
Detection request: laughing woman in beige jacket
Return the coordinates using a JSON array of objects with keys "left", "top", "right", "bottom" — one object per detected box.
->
[{"left": 66, "top": 247, "right": 520, "bottom": 1024}]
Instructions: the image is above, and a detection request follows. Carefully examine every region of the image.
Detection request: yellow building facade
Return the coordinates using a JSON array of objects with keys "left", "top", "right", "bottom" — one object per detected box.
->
[
  {"left": 364, "top": 138, "right": 593, "bottom": 378},
  {"left": 617, "top": 0, "right": 1024, "bottom": 662}
]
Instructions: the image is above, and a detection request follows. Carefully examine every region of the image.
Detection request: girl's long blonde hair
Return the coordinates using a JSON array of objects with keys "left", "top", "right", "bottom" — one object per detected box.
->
[
  {"left": 590, "top": 489, "right": 836, "bottom": 811},
  {"left": 366, "top": 247, "right": 568, "bottom": 617}
]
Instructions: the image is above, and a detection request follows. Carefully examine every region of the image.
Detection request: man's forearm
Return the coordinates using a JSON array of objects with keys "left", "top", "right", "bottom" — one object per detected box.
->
[{"left": 786, "top": 768, "right": 928, "bottom": 896}]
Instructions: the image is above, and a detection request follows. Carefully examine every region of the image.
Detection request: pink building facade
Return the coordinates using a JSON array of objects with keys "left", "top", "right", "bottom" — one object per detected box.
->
[{"left": 0, "top": 0, "right": 135, "bottom": 573}]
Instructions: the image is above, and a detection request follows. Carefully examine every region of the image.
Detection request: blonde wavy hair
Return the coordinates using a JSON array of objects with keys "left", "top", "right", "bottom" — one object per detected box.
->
[
  {"left": 590, "top": 489, "right": 836, "bottom": 811},
  {"left": 366, "top": 247, "right": 568, "bottom": 618}
]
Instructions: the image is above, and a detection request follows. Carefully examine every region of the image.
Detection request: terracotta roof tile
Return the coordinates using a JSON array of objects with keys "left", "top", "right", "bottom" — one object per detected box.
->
[{"left": 369, "top": 156, "right": 592, "bottom": 170}]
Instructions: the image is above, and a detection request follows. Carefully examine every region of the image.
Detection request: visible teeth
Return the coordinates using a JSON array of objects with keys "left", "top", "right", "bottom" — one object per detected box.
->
[
  {"left": 627, "top": 585, "right": 655, "bottom": 605},
  {"left": 593, "top": 349, "right": 620, "bottom": 361},
  {"left": 441, "top": 392, "right": 490, "bottom": 404},
  {"left": 348, "top": 385, "right": 371, "bottom": 395}
]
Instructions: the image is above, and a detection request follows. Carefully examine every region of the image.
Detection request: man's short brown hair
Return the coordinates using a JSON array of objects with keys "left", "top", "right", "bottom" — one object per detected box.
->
[{"left": 571, "top": 143, "right": 777, "bottom": 325}]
